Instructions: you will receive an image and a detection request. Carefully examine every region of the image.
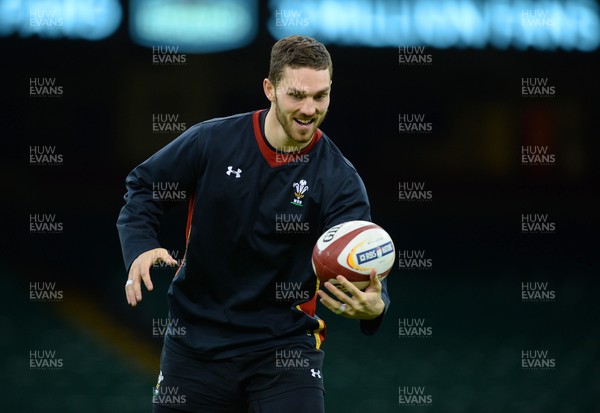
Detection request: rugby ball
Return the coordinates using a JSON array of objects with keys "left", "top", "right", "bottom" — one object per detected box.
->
[{"left": 312, "top": 220, "right": 395, "bottom": 291}]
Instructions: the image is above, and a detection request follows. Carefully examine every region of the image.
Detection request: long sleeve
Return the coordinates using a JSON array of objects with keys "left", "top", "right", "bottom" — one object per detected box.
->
[{"left": 116, "top": 124, "right": 204, "bottom": 271}]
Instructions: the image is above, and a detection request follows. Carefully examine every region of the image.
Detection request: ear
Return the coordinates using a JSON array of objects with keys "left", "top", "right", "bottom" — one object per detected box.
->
[{"left": 263, "top": 78, "right": 276, "bottom": 102}]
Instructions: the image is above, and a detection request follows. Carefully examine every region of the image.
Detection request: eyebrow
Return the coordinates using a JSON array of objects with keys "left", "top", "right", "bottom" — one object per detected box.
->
[{"left": 288, "top": 87, "right": 330, "bottom": 96}]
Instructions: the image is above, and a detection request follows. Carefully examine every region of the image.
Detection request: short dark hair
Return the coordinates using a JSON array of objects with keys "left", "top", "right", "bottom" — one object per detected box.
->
[{"left": 268, "top": 35, "right": 333, "bottom": 85}]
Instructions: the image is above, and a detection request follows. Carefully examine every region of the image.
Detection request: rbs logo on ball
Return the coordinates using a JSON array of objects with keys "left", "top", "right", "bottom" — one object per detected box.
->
[{"left": 355, "top": 241, "right": 394, "bottom": 266}]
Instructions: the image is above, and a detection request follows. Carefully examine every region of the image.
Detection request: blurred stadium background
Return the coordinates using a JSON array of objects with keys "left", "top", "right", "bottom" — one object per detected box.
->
[{"left": 2, "top": 0, "right": 599, "bottom": 412}]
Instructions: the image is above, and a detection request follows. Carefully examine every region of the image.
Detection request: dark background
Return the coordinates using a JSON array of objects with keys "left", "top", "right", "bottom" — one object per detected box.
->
[{"left": 2, "top": 1, "right": 599, "bottom": 412}]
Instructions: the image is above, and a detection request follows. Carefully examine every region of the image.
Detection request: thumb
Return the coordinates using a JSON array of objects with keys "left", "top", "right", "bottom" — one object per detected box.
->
[{"left": 365, "top": 269, "right": 382, "bottom": 293}]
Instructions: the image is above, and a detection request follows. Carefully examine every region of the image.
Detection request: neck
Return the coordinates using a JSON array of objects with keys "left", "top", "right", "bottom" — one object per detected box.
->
[{"left": 264, "top": 107, "right": 312, "bottom": 152}]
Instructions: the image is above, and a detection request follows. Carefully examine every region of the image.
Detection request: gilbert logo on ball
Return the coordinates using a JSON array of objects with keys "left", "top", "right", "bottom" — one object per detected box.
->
[{"left": 312, "top": 220, "right": 395, "bottom": 291}]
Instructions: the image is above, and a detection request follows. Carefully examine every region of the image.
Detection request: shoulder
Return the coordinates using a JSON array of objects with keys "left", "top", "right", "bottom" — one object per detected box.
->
[
  {"left": 177, "top": 111, "right": 254, "bottom": 149},
  {"left": 315, "top": 132, "right": 359, "bottom": 175},
  {"left": 191, "top": 111, "right": 254, "bottom": 133}
]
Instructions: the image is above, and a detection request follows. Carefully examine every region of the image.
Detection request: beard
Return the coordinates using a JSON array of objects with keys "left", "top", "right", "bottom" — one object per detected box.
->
[{"left": 274, "top": 98, "right": 327, "bottom": 147}]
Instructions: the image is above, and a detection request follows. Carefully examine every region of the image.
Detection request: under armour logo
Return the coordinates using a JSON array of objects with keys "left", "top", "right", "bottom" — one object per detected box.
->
[
  {"left": 226, "top": 166, "right": 242, "bottom": 178},
  {"left": 310, "top": 369, "right": 322, "bottom": 378}
]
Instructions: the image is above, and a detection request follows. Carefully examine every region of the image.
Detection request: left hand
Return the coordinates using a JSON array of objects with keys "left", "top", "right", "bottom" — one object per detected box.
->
[{"left": 316, "top": 269, "right": 385, "bottom": 320}]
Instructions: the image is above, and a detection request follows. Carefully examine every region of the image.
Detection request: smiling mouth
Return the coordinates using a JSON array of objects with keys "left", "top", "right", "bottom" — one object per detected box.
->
[{"left": 294, "top": 118, "right": 314, "bottom": 127}]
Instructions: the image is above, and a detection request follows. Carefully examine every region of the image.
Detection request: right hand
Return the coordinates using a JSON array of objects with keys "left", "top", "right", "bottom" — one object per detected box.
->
[{"left": 125, "top": 248, "right": 178, "bottom": 307}]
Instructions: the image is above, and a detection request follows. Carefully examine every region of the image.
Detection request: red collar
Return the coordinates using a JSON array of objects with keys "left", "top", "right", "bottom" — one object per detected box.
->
[{"left": 252, "top": 110, "right": 322, "bottom": 167}]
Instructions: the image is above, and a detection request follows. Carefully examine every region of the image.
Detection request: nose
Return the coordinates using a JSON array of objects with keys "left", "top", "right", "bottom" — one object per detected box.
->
[{"left": 299, "top": 98, "right": 316, "bottom": 117}]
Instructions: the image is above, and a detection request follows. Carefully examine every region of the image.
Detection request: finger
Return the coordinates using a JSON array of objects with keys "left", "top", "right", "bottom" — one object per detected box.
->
[
  {"left": 126, "top": 265, "right": 140, "bottom": 306},
  {"left": 139, "top": 258, "right": 154, "bottom": 294},
  {"left": 157, "top": 249, "right": 178, "bottom": 266},
  {"left": 317, "top": 289, "right": 344, "bottom": 315},
  {"left": 333, "top": 275, "right": 364, "bottom": 298},
  {"left": 322, "top": 281, "right": 351, "bottom": 304},
  {"left": 125, "top": 278, "right": 135, "bottom": 306},
  {"left": 131, "top": 263, "right": 145, "bottom": 304},
  {"left": 324, "top": 276, "right": 364, "bottom": 304}
]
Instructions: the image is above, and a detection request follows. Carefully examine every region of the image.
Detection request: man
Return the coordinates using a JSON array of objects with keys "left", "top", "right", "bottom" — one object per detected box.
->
[{"left": 117, "top": 35, "right": 390, "bottom": 413}]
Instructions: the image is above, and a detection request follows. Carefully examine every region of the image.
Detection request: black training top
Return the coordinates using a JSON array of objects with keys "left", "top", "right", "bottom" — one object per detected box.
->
[{"left": 117, "top": 110, "right": 390, "bottom": 360}]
